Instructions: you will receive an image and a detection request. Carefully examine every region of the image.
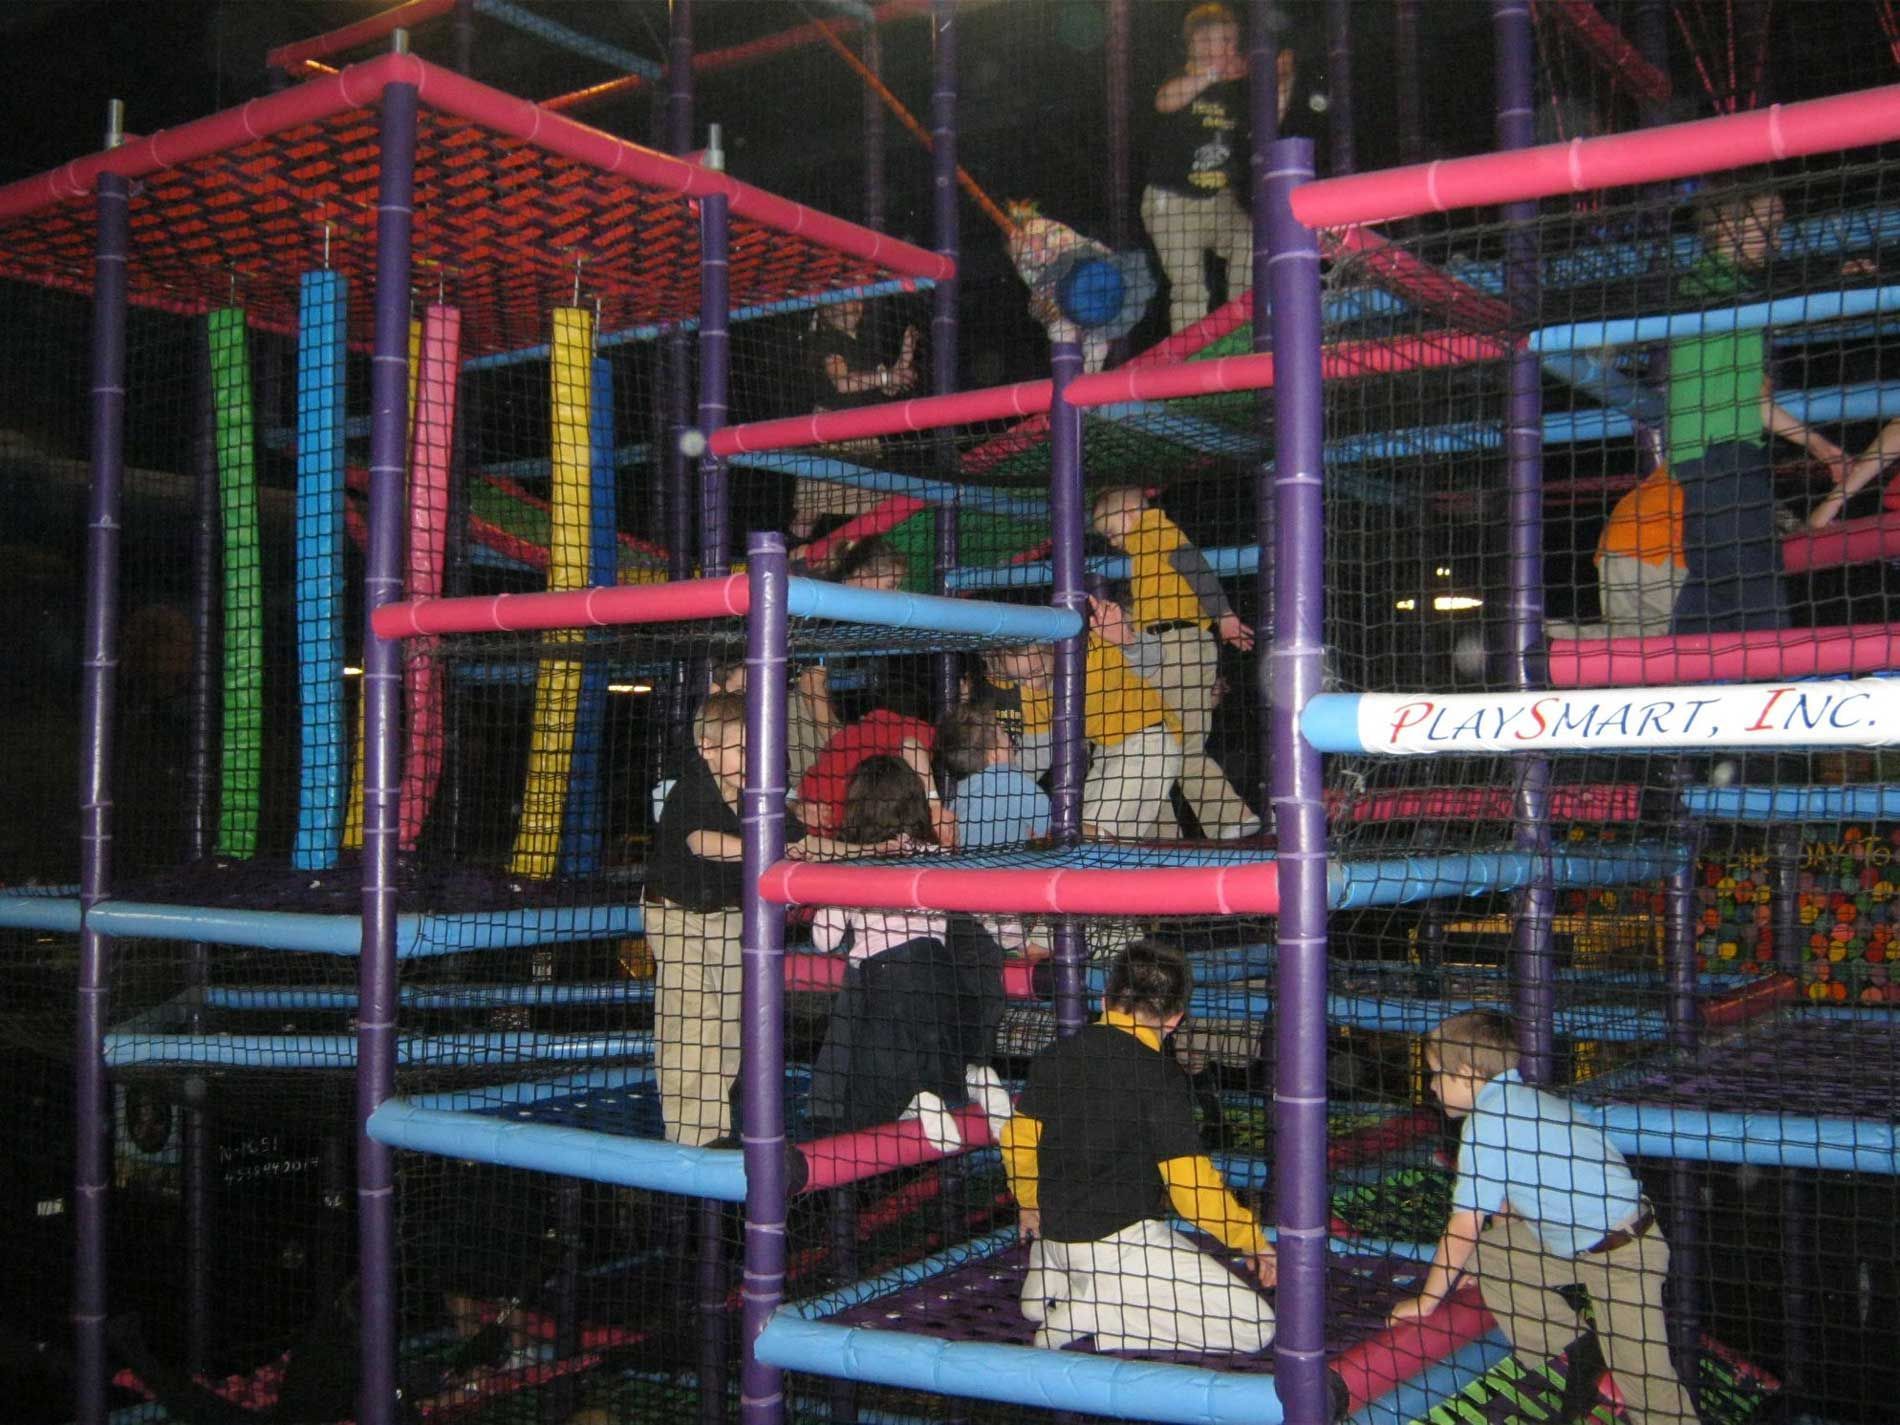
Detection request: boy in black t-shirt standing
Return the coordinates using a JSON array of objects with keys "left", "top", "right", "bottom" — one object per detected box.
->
[
  {"left": 1140, "top": 3, "right": 1294, "bottom": 332},
  {"left": 1001, "top": 942, "right": 1276, "bottom": 1352},
  {"left": 648, "top": 692, "right": 868, "bottom": 1147}
]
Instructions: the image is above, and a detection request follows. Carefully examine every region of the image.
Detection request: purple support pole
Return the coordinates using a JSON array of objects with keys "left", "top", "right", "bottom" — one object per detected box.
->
[
  {"left": 930, "top": 0, "right": 961, "bottom": 714},
  {"left": 356, "top": 78, "right": 418, "bottom": 1425},
  {"left": 1250, "top": 0, "right": 1281, "bottom": 831},
  {"left": 1633, "top": 0, "right": 1669, "bottom": 125},
  {"left": 73, "top": 144, "right": 129, "bottom": 1425},
  {"left": 1394, "top": 0, "right": 1423, "bottom": 166},
  {"left": 1106, "top": 0, "right": 1132, "bottom": 252},
  {"left": 1769, "top": 823, "right": 1810, "bottom": 1398},
  {"left": 1266, "top": 136, "right": 1331, "bottom": 1425},
  {"left": 1493, "top": 0, "right": 1555, "bottom": 1088},
  {"left": 741, "top": 531, "right": 792, "bottom": 1425},
  {"left": 182, "top": 328, "right": 219, "bottom": 1373},
  {"left": 699, "top": 177, "right": 731, "bottom": 577},
  {"left": 863, "top": 25, "right": 886, "bottom": 232},
  {"left": 1325, "top": 0, "right": 1355, "bottom": 175},
  {"left": 452, "top": 0, "right": 475, "bottom": 75},
  {"left": 1047, "top": 338, "right": 1087, "bottom": 1037},
  {"left": 664, "top": 0, "right": 694, "bottom": 579}
]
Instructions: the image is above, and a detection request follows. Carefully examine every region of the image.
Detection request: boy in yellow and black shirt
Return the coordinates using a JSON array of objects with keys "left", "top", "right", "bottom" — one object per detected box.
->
[
  {"left": 978, "top": 596, "right": 1183, "bottom": 840},
  {"left": 1001, "top": 941, "right": 1275, "bottom": 1352},
  {"left": 1091, "top": 487, "right": 1260, "bottom": 838}
]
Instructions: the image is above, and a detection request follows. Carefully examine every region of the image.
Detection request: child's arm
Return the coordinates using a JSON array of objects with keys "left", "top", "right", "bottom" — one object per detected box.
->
[
  {"left": 1761, "top": 379, "right": 1846, "bottom": 472},
  {"left": 1166, "top": 542, "right": 1253, "bottom": 650},
  {"left": 1155, "top": 54, "right": 1247, "bottom": 113},
  {"left": 1160, "top": 1153, "right": 1274, "bottom": 1282},
  {"left": 999, "top": 1112, "right": 1043, "bottom": 1239},
  {"left": 1810, "top": 414, "right": 1900, "bottom": 527},
  {"left": 685, "top": 830, "right": 745, "bottom": 863},
  {"left": 1385, "top": 1207, "right": 1485, "bottom": 1326}
]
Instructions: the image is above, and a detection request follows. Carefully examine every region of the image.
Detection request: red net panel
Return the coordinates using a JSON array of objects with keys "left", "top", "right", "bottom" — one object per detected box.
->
[{"left": 0, "top": 74, "right": 925, "bottom": 360}]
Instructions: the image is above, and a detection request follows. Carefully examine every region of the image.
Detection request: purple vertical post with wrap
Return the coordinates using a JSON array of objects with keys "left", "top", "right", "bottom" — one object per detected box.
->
[
  {"left": 741, "top": 531, "right": 792, "bottom": 1425},
  {"left": 1047, "top": 338, "right": 1088, "bottom": 1037},
  {"left": 73, "top": 128, "right": 129, "bottom": 1425},
  {"left": 1493, "top": 0, "right": 1556, "bottom": 1087},
  {"left": 698, "top": 155, "right": 731, "bottom": 577},
  {"left": 357, "top": 75, "right": 419, "bottom": 1425},
  {"left": 1266, "top": 135, "right": 1331, "bottom": 1425},
  {"left": 930, "top": 0, "right": 962, "bottom": 713},
  {"left": 1250, "top": 0, "right": 1281, "bottom": 826}
]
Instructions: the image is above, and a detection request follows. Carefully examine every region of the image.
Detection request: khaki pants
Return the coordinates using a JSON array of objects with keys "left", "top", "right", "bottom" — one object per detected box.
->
[
  {"left": 1083, "top": 725, "right": 1183, "bottom": 840},
  {"left": 1547, "top": 553, "right": 1688, "bottom": 641},
  {"left": 788, "top": 684, "right": 827, "bottom": 789},
  {"left": 1148, "top": 623, "right": 1256, "bottom": 836},
  {"left": 1140, "top": 185, "right": 1253, "bottom": 333},
  {"left": 1473, "top": 1212, "right": 1699, "bottom": 1425},
  {"left": 1022, "top": 1217, "right": 1274, "bottom": 1353},
  {"left": 647, "top": 900, "right": 744, "bottom": 1148}
]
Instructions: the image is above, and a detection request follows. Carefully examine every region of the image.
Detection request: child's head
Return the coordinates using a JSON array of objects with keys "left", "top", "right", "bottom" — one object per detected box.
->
[
  {"left": 1422, "top": 1010, "right": 1519, "bottom": 1116},
  {"left": 694, "top": 692, "right": 747, "bottom": 782},
  {"left": 1183, "top": 3, "right": 1240, "bottom": 65},
  {"left": 838, "top": 537, "right": 909, "bottom": 592},
  {"left": 935, "top": 702, "right": 1011, "bottom": 779},
  {"left": 840, "top": 754, "right": 935, "bottom": 845},
  {"left": 987, "top": 642, "right": 1053, "bottom": 687},
  {"left": 1696, "top": 182, "right": 1784, "bottom": 271},
  {"left": 1089, "top": 485, "right": 1149, "bottom": 547},
  {"left": 1104, "top": 940, "right": 1193, "bottom": 1028}
]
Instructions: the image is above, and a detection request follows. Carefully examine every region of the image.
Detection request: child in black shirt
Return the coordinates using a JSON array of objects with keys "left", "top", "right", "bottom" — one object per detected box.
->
[{"left": 1002, "top": 941, "right": 1275, "bottom": 1352}]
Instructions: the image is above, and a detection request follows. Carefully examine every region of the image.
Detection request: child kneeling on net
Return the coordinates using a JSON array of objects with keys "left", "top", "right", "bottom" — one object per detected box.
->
[
  {"left": 1001, "top": 941, "right": 1276, "bottom": 1353},
  {"left": 1389, "top": 1011, "right": 1699, "bottom": 1425}
]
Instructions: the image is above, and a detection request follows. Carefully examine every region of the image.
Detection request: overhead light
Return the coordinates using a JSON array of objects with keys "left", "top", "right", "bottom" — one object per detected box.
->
[
  {"left": 1434, "top": 595, "right": 1483, "bottom": 612},
  {"left": 1434, "top": 566, "right": 1453, "bottom": 578},
  {"left": 1394, "top": 598, "right": 1417, "bottom": 611},
  {"left": 608, "top": 682, "right": 655, "bottom": 695},
  {"left": 343, "top": 665, "right": 363, "bottom": 677}
]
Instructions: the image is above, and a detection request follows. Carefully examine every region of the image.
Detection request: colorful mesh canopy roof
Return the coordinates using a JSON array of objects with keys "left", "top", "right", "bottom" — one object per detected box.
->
[{"left": 0, "top": 54, "right": 946, "bottom": 359}]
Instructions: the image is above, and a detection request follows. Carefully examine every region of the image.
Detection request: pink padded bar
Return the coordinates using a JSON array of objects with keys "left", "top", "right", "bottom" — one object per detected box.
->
[
  {"left": 1293, "top": 83, "right": 1900, "bottom": 228},
  {"left": 709, "top": 379, "right": 1055, "bottom": 457},
  {"left": 1701, "top": 973, "right": 1798, "bottom": 1029},
  {"left": 1542, "top": 0, "right": 1672, "bottom": 105},
  {"left": 1781, "top": 512, "right": 1900, "bottom": 573},
  {"left": 1547, "top": 622, "right": 1900, "bottom": 688},
  {"left": 1336, "top": 784, "right": 1645, "bottom": 823},
  {"left": 759, "top": 860, "right": 1281, "bottom": 916},
  {"left": 266, "top": 0, "right": 457, "bottom": 71},
  {"left": 796, "top": 1104, "right": 995, "bottom": 1193},
  {"left": 371, "top": 573, "right": 748, "bottom": 639}
]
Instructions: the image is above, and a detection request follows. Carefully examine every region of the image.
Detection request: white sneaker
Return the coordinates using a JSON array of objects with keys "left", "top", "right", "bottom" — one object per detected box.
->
[
  {"left": 1215, "top": 816, "right": 1264, "bottom": 841},
  {"left": 899, "top": 1090, "right": 963, "bottom": 1153},
  {"left": 963, "top": 1064, "right": 1014, "bottom": 1144}
]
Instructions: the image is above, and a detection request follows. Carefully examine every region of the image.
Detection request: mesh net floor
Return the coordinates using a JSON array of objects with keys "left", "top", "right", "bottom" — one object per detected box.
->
[{"left": 1574, "top": 1011, "right": 1900, "bottom": 1119}]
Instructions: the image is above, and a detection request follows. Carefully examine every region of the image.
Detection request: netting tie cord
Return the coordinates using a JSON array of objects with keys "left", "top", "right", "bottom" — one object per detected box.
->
[
  {"left": 571, "top": 253, "right": 584, "bottom": 308},
  {"left": 323, "top": 220, "right": 332, "bottom": 270}
]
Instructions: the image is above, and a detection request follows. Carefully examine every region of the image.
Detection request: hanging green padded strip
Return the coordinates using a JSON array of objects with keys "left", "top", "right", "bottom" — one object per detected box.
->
[{"left": 206, "top": 308, "right": 263, "bottom": 858}]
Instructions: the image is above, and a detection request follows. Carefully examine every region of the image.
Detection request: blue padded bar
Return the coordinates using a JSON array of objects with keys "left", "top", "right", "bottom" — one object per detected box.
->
[
  {"left": 1683, "top": 784, "right": 1900, "bottom": 821},
  {"left": 0, "top": 891, "right": 82, "bottom": 932},
  {"left": 1590, "top": 1104, "right": 1898, "bottom": 1174},
  {"left": 367, "top": 1100, "right": 746, "bottom": 1199},
  {"left": 205, "top": 979, "right": 654, "bottom": 1012},
  {"left": 471, "top": 442, "right": 651, "bottom": 481},
  {"left": 1329, "top": 847, "right": 1683, "bottom": 909},
  {"left": 470, "top": 0, "right": 662, "bottom": 75},
  {"left": 404, "top": 1064, "right": 656, "bottom": 1113},
  {"left": 784, "top": 577, "right": 1080, "bottom": 641},
  {"left": 80, "top": 900, "right": 642, "bottom": 956},
  {"left": 1531, "top": 284, "right": 1900, "bottom": 352},
  {"left": 1185, "top": 989, "right": 1669, "bottom": 1041},
  {"left": 103, "top": 1031, "right": 652, "bottom": 1070},
  {"left": 755, "top": 1315, "right": 1284, "bottom": 1425}
]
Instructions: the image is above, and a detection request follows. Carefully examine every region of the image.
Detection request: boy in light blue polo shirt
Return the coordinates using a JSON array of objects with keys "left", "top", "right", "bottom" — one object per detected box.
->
[
  {"left": 937, "top": 701, "right": 1051, "bottom": 850},
  {"left": 1388, "top": 1011, "right": 1698, "bottom": 1425}
]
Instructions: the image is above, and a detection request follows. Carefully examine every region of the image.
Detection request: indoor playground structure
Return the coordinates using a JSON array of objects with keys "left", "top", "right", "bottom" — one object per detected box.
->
[{"left": 1, "top": 2, "right": 1899, "bottom": 1425}]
